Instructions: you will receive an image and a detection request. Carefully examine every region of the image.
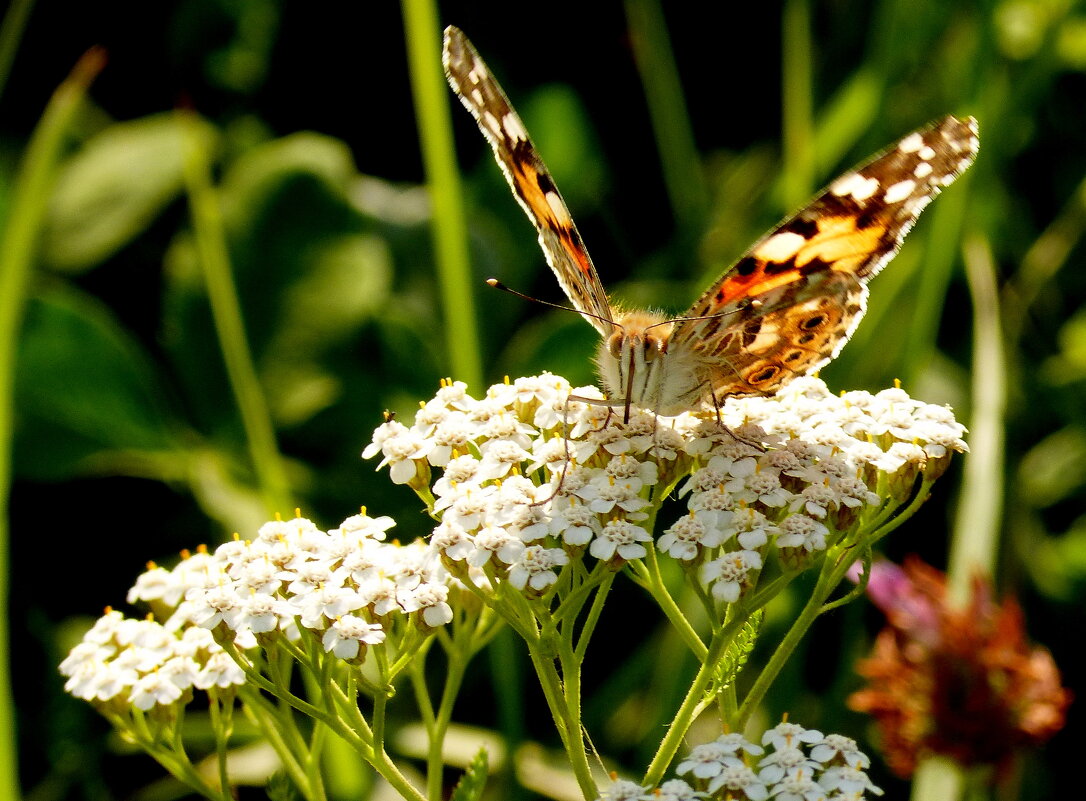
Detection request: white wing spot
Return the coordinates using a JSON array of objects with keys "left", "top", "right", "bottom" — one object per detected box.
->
[
  {"left": 468, "top": 59, "right": 486, "bottom": 85},
  {"left": 884, "top": 179, "right": 917, "bottom": 204},
  {"left": 482, "top": 110, "right": 502, "bottom": 137},
  {"left": 913, "top": 161, "right": 934, "bottom": 179},
  {"left": 545, "top": 191, "right": 572, "bottom": 225},
  {"left": 918, "top": 145, "right": 936, "bottom": 161},
  {"left": 755, "top": 231, "right": 807, "bottom": 262},
  {"left": 898, "top": 132, "right": 924, "bottom": 153},
  {"left": 502, "top": 112, "right": 528, "bottom": 142},
  {"left": 470, "top": 88, "right": 484, "bottom": 106},
  {"left": 831, "top": 173, "right": 880, "bottom": 201}
]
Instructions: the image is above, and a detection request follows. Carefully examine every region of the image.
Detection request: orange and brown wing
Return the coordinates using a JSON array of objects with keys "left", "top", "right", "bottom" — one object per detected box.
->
[
  {"left": 671, "top": 115, "right": 978, "bottom": 400},
  {"left": 443, "top": 26, "right": 614, "bottom": 336}
]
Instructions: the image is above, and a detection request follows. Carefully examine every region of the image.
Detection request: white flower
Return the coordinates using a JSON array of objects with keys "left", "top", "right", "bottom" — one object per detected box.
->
[
  {"left": 130, "top": 672, "right": 184, "bottom": 709},
  {"left": 412, "top": 582, "right": 454, "bottom": 627},
  {"left": 764, "top": 768, "right": 823, "bottom": 801},
  {"left": 548, "top": 499, "right": 598, "bottom": 546},
  {"left": 334, "top": 511, "right": 395, "bottom": 541},
  {"left": 322, "top": 615, "right": 386, "bottom": 659},
  {"left": 658, "top": 511, "right": 725, "bottom": 560},
  {"left": 762, "top": 721, "right": 824, "bottom": 751},
  {"left": 590, "top": 519, "right": 651, "bottom": 562},
  {"left": 676, "top": 740, "right": 744, "bottom": 779},
  {"left": 707, "top": 764, "right": 768, "bottom": 799},
  {"left": 655, "top": 779, "right": 704, "bottom": 801},
  {"left": 776, "top": 515, "right": 830, "bottom": 553},
  {"left": 701, "top": 550, "right": 763, "bottom": 602},
  {"left": 758, "top": 746, "right": 820, "bottom": 784},
  {"left": 809, "top": 734, "right": 871, "bottom": 769},
  {"left": 728, "top": 470, "right": 792, "bottom": 508},
  {"left": 719, "top": 506, "right": 778, "bottom": 550},
  {"left": 431, "top": 520, "right": 475, "bottom": 561},
  {"left": 817, "top": 766, "right": 883, "bottom": 796},
  {"left": 470, "top": 525, "right": 525, "bottom": 567},
  {"left": 596, "top": 778, "right": 652, "bottom": 801},
  {"left": 507, "top": 545, "right": 568, "bottom": 591},
  {"left": 194, "top": 651, "right": 246, "bottom": 689}
]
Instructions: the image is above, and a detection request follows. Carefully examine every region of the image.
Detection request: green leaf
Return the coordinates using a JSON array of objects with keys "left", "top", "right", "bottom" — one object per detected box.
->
[
  {"left": 13, "top": 286, "right": 178, "bottom": 479},
  {"left": 710, "top": 610, "right": 764, "bottom": 696},
  {"left": 42, "top": 112, "right": 218, "bottom": 272},
  {"left": 449, "top": 747, "right": 489, "bottom": 801}
]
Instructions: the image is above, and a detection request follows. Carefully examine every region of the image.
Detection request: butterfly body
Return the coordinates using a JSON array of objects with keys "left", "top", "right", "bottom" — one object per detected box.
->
[{"left": 443, "top": 26, "right": 978, "bottom": 418}]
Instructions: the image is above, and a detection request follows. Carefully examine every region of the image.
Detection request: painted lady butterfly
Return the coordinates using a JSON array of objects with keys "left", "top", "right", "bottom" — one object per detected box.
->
[{"left": 443, "top": 26, "right": 978, "bottom": 419}]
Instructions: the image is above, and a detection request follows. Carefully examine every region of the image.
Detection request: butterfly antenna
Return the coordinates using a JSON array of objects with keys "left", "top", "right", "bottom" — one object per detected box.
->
[
  {"left": 486, "top": 278, "right": 622, "bottom": 331},
  {"left": 643, "top": 302, "right": 758, "bottom": 334}
]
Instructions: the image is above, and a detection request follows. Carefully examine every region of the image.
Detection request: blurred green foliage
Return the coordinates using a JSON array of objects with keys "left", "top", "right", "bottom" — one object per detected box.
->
[{"left": 3, "top": 1, "right": 1086, "bottom": 799}]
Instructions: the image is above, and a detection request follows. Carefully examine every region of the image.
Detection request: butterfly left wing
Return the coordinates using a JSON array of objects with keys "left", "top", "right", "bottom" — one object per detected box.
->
[
  {"left": 670, "top": 115, "right": 978, "bottom": 402},
  {"left": 443, "top": 26, "right": 615, "bottom": 336}
]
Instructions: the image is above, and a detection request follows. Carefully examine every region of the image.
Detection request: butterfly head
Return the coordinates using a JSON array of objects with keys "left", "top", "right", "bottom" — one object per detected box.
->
[{"left": 597, "top": 311, "right": 706, "bottom": 420}]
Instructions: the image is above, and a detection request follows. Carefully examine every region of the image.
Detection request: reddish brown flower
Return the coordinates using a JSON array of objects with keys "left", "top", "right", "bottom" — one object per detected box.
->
[{"left": 848, "top": 558, "right": 1071, "bottom": 778}]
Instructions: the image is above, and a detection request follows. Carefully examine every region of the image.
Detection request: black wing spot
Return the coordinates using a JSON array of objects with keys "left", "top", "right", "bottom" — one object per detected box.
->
[
  {"left": 786, "top": 217, "right": 819, "bottom": 238},
  {"left": 799, "top": 257, "right": 832, "bottom": 276},
  {"left": 735, "top": 256, "right": 759, "bottom": 276},
  {"left": 749, "top": 366, "right": 780, "bottom": 385},
  {"left": 764, "top": 257, "right": 796, "bottom": 276},
  {"left": 783, "top": 350, "right": 804, "bottom": 363},
  {"left": 535, "top": 171, "right": 558, "bottom": 194},
  {"left": 801, "top": 315, "right": 826, "bottom": 330}
]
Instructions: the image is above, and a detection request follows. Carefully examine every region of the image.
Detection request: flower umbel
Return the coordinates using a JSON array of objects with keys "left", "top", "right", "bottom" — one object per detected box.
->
[{"left": 61, "top": 373, "right": 967, "bottom": 801}]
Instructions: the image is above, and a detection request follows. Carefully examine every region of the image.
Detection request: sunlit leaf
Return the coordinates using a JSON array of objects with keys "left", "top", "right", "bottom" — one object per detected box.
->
[{"left": 42, "top": 113, "right": 218, "bottom": 272}]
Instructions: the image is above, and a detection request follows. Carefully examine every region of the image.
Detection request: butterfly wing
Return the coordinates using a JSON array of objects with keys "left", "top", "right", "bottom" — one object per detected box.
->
[
  {"left": 443, "top": 26, "right": 615, "bottom": 336},
  {"left": 670, "top": 115, "right": 978, "bottom": 402}
]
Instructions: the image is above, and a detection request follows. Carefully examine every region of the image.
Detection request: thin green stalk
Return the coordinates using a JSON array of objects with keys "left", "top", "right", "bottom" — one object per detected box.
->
[
  {"left": 179, "top": 111, "right": 293, "bottom": 516},
  {"left": 574, "top": 572, "right": 615, "bottom": 660},
  {"left": 239, "top": 691, "right": 312, "bottom": 795},
  {"left": 781, "top": 0, "right": 814, "bottom": 207},
  {"left": 642, "top": 616, "right": 746, "bottom": 786},
  {"left": 427, "top": 651, "right": 469, "bottom": 801},
  {"left": 402, "top": 0, "right": 483, "bottom": 391},
  {"left": 624, "top": 0, "right": 709, "bottom": 248},
  {"left": 736, "top": 547, "right": 855, "bottom": 730},
  {"left": 0, "top": 48, "right": 104, "bottom": 801},
  {"left": 555, "top": 642, "right": 595, "bottom": 800},
  {"left": 0, "top": 0, "right": 34, "bottom": 104},
  {"left": 628, "top": 556, "right": 707, "bottom": 660},
  {"left": 950, "top": 236, "right": 1005, "bottom": 601},
  {"left": 208, "top": 696, "right": 232, "bottom": 797}
]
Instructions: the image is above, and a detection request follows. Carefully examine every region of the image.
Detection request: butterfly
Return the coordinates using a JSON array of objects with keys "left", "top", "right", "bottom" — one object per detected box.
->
[{"left": 442, "top": 26, "right": 978, "bottom": 420}]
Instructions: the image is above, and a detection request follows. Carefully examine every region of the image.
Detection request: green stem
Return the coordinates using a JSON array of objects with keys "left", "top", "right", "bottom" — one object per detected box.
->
[
  {"left": 239, "top": 690, "right": 313, "bottom": 798},
  {"left": 781, "top": 0, "right": 814, "bottom": 207},
  {"left": 736, "top": 547, "right": 856, "bottom": 729},
  {"left": 574, "top": 572, "right": 614, "bottom": 661},
  {"left": 0, "top": 0, "right": 35, "bottom": 104},
  {"left": 949, "top": 234, "right": 1004, "bottom": 605},
  {"left": 624, "top": 0, "right": 708, "bottom": 247},
  {"left": 401, "top": 0, "right": 483, "bottom": 391},
  {"left": 642, "top": 616, "right": 746, "bottom": 786},
  {"left": 208, "top": 695, "right": 232, "bottom": 797},
  {"left": 179, "top": 111, "right": 293, "bottom": 516},
  {"left": 628, "top": 556, "right": 707, "bottom": 660},
  {"left": 427, "top": 648, "right": 469, "bottom": 801},
  {"left": 0, "top": 48, "right": 104, "bottom": 801}
]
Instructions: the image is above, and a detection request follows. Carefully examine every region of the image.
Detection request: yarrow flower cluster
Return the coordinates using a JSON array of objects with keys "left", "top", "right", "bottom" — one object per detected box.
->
[
  {"left": 59, "top": 372, "right": 968, "bottom": 801},
  {"left": 598, "top": 721, "right": 882, "bottom": 800},
  {"left": 60, "top": 510, "right": 454, "bottom": 711},
  {"left": 365, "top": 373, "right": 965, "bottom": 607}
]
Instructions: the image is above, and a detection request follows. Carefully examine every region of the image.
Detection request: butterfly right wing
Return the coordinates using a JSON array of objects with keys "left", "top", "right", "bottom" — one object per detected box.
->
[
  {"left": 669, "top": 115, "right": 978, "bottom": 401},
  {"left": 443, "top": 26, "right": 615, "bottom": 336}
]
